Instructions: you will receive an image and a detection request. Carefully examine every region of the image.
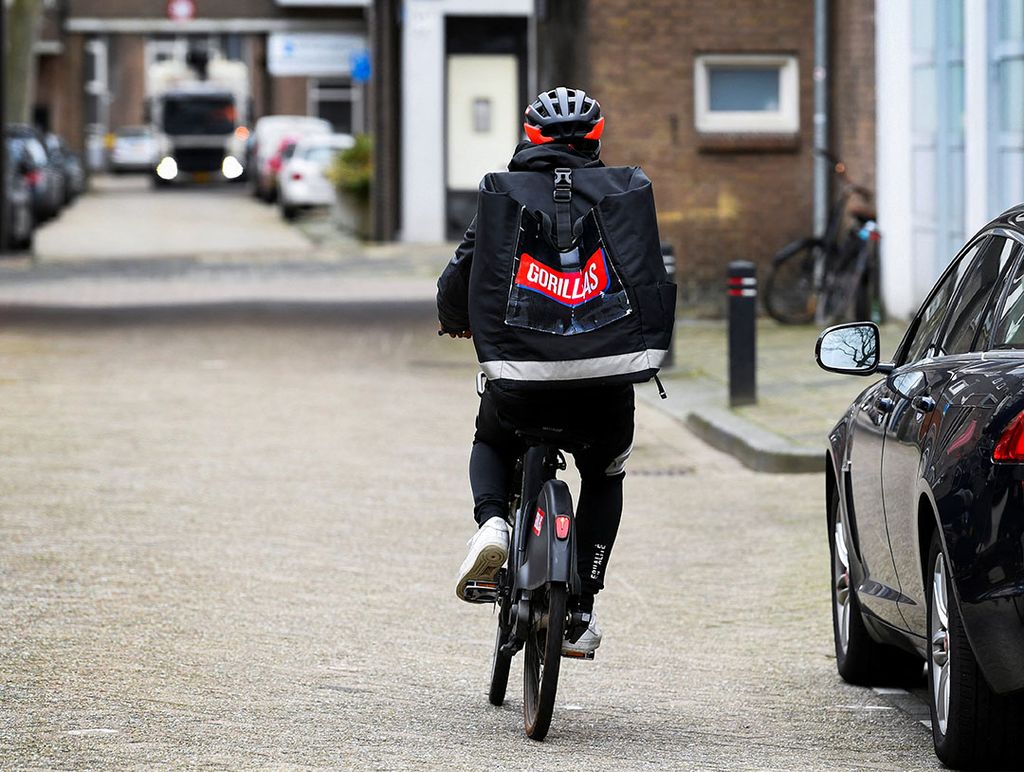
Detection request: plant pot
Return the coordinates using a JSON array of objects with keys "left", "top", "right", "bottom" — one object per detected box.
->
[{"left": 334, "top": 188, "right": 372, "bottom": 240}]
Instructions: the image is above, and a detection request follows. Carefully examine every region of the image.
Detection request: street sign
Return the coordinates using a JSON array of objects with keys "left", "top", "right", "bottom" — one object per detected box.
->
[
  {"left": 350, "top": 50, "right": 371, "bottom": 83},
  {"left": 167, "top": 0, "right": 196, "bottom": 22},
  {"left": 267, "top": 32, "right": 366, "bottom": 77}
]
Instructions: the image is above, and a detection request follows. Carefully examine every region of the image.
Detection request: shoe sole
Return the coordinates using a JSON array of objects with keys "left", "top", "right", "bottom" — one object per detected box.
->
[{"left": 455, "top": 543, "right": 508, "bottom": 601}]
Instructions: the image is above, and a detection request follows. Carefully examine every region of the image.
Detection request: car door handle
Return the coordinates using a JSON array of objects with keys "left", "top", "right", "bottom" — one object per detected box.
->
[
  {"left": 875, "top": 396, "right": 895, "bottom": 413},
  {"left": 912, "top": 395, "right": 936, "bottom": 413}
]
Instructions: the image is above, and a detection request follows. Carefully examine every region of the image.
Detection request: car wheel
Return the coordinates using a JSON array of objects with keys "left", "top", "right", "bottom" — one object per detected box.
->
[
  {"left": 927, "top": 531, "right": 1024, "bottom": 768},
  {"left": 282, "top": 204, "right": 299, "bottom": 221},
  {"left": 829, "top": 486, "right": 923, "bottom": 686}
]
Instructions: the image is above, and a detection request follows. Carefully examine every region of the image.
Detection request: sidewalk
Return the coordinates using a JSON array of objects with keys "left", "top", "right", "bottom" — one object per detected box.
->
[
  {"left": 638, "top": 319, "right": 908, "bottom": 473},
  {"left": 0, "top": 234, "right": 904, "bottom": 474}
]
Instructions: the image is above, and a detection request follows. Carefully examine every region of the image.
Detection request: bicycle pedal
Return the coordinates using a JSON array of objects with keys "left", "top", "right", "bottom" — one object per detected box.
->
[
  {"left": 561, "top": 649, "right": 596, "bottom": 661},
  {"left": 463, "top": 580, "right": 499, "bottom": 604}
]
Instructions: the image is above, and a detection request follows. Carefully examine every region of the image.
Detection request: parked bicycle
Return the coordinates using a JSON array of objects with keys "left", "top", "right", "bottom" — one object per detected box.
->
[
  {"left": 764, "top": 150, "right": 881, "bottom": 325},
  {"left": 463, "top": 406, "right": 593, "bottom": 741}
]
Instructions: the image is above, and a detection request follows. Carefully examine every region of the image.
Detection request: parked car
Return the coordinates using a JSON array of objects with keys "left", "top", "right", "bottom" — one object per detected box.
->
[
  {"left": 278, "top": 133, "right": 355, "bottom": 220},
  {"left": 6, "top": 125, "right": 63, "bottom": 221},
  {"left": 815, "top": 211, "right": 1024, "bottom": 768},
  {"left": 109, "top": 125, "right": 159, "bottom": 174},
  {"left": 44, "top": 133, "right": 86, "bottom": 202},
  {"left": 4, "top": 138, "right": 35, "bottom": 251},
  {"left": 249, "top": 115, "right": 331, "bottom": 203}
]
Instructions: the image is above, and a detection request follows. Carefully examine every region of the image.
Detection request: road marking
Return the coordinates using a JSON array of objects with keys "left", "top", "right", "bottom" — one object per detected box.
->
[
  {"left": 872, "top": 687, "right": 908, "bottom": 695},
  {"left": 66, "top": 729, "right": 118, "bottom": 737}
]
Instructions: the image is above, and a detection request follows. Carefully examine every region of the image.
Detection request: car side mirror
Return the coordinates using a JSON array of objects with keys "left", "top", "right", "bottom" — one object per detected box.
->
[
  {"left": 815, "top": 322, "right": 881, "bottom": 375},
  {"left": 888, "top": 369, "right": 927, "bottom": 400}
]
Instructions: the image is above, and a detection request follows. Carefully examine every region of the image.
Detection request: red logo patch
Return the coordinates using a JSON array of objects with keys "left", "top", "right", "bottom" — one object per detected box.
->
[
  {"left": 532, "top": 508, "right": 545, "bottom": 536},
  {"left": 514, "top": 249, "right": 610, "bottom": 307}
]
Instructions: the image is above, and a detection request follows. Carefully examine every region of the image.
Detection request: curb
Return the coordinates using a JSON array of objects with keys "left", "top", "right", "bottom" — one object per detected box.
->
[
  {"left": 683, "top": 409, "right": 822, "bottom": 474},
  {"left": 638, "top": 380, "right": 823, "bottom": 475}
]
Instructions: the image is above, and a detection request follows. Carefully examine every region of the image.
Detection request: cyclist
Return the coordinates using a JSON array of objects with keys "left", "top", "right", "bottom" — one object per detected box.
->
[{"left": 438, "top": 87, "right": 649, "bottom": 657}]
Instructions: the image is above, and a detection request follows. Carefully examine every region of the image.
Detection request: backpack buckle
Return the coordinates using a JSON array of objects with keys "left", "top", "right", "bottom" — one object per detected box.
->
[{"left": 553, "top": 167, "right": 572, "bottom": 202}]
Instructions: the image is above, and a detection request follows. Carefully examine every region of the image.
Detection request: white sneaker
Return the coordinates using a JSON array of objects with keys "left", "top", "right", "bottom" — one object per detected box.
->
[
  {"left": 562, "top": 611, "right": 602, "bottom": 657},
  {"left": 455, "top": 516, "right": 509, "bottom": 601}
]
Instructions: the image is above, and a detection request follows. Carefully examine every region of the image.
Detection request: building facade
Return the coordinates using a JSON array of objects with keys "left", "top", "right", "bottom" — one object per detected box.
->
[
  {"left": 876, "top": 0, "right": 1024, "bottom": 319},
  {"left": 33, "top": 0, "right": 369, "bottom": 166}
]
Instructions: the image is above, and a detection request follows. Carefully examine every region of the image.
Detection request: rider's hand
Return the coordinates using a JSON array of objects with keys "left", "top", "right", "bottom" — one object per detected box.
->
[{"left": 439, "top": 325, "right": 472, "bottom": 339}]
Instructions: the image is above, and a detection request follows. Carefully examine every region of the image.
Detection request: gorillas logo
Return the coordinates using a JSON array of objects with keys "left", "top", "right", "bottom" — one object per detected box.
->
[{"left": 514, "top": 250, "right": 611, "bottom": 307}]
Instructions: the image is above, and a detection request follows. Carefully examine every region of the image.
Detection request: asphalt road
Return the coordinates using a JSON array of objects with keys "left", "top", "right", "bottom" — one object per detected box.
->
[{"left": 0, "top": 300, "right": 942, "bottom": 769}]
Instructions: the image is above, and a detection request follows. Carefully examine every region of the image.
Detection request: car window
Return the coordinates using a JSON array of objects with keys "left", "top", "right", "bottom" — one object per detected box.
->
[
  {"left": 304, "top": 146, "right": 340, "bottom": 164},
  {"left": 940, "top": 237, "right": 1017, "bottom": 355},
  {"left": 991, "top": 245, "right": 1024, "bottom": 348},
  {"left": 901, "top": 240, "right": 984, "bottom": 363}
]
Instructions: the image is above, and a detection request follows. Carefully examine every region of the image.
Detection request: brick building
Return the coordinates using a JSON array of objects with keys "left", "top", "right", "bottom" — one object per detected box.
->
[
  {"left": 534, "top": 0, "right": 876, "bottom": 313},
  {"left": 33, "top": 1, "right": 369, "bottom": 164}
]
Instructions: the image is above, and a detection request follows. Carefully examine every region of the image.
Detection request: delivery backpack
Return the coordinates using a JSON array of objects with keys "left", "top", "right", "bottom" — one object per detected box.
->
[{"left": 468, "top": 165, "right": 676, "bottom": 389}]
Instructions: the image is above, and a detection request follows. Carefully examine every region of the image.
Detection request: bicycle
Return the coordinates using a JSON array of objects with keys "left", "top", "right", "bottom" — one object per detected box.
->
[
  {"left": 764, "top": 150, "right": 882, "bottom": 325},
  {"left": 463, "top": 412, "right": 592, "bottom": 741}
]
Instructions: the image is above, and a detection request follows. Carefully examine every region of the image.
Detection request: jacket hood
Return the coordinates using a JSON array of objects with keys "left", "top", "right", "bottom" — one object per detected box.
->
[{"left": 508, "top": 141, "right": 604, "bottom": 172}]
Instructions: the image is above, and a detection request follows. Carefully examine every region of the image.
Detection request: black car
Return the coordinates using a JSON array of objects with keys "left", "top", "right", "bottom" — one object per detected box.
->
[
  {"left": 4, "top": 138, "right": 35, "bottom": 251},
  {"left": 816, "top": 211, "right": 1024, "bottom": 768},
  {"left": 44, "top": 133, "right": 86, "bottom": 203},
  {"left": 6, "top": 125, "right": 64, "bottom": 221}
]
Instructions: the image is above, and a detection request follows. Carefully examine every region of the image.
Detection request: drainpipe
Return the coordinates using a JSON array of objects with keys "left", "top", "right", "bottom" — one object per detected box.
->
[
  {"left": 813, "top": 0, "right": 829, "bottom": 235},
  {"left": 813, "top": 0, "right": 830, "bottom": 323}
]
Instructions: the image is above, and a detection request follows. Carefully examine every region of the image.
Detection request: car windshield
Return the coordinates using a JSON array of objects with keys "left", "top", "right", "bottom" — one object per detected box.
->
[
  {"left": 162, "top": 95, "right": 235, "bottom": 136},
  {"left": 303, "top": 146, "right": 342, "bottom": 164},
  {"left": 117, "top": 127, "right": 151, "bottom": 139}
]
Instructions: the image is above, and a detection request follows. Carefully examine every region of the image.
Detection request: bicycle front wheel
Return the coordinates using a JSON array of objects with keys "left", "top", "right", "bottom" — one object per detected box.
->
[
  {"left": 523, "top": 582, "right": 567, "bottom": 741},
  {"left": 764, "top": 242, "right": 821, "bottom": 324}
]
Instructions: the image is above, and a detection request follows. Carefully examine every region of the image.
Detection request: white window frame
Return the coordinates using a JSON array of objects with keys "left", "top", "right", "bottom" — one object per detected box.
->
[
  {"left": 307, "top": 78, "right": 364, "bottom": 135},
  {"left": 694, "top": 54, "right": 799, "bottom": 134}
]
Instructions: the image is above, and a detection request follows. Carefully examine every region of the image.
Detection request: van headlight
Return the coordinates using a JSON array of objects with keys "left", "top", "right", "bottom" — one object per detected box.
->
[
  {"left": 221, "top": 156, "right": 244, "bottom": 180},
  {"left": 156, "top": 157, "right": 178, "bottom": 180}
]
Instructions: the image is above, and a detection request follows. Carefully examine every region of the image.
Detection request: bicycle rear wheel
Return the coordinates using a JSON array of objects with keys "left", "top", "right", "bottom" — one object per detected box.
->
[
  {"left": 821, "top": 241, "right": 870, "bottom": 325},
  {"left": 764, "top": 242, "right": 821, "bottom": 324},
  {"left": 523, "top": 582, "right": 567, "bottom": 741}
]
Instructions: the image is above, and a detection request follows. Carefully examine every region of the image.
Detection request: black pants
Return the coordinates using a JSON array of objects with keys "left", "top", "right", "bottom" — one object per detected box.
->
[{"left": 470, "top": 383, "right": 635, "bottom": 598}]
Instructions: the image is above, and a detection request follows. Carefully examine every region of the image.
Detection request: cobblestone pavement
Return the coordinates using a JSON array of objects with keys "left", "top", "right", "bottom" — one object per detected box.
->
[
  {"left": 665, "top": 319, "right": 909, "bottom": 449},
  {"left": 34, "top": 175, "right": 311, "bottom": 261},
  {"left": 0, "top": 304, "right": 940, "bottom": 769}
]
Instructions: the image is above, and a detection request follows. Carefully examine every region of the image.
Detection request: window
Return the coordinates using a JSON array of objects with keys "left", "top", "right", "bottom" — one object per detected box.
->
[
  {"left": 309, "top": 78, "right": 362, "bottom": 135},
  {"left": 694, "top": 55, "right": 799, "bottom": 133},
  {"left": 900, "top": 240, "right": 982, "bottom": 363},
  {"left": 940, "top": 237, "right": 1017, "bottom": 354}
]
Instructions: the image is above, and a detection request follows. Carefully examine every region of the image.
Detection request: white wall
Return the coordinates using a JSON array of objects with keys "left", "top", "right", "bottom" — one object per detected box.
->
[
  {"left": 875, "top": 0, "right": 916, "bottom": 318},
  {"left": 400, "top": 0, "right": 533, "bottom": 243}
]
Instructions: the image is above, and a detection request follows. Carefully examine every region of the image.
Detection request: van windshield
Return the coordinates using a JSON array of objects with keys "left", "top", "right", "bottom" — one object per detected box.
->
[{"left": 162, "top": 95, "right": 235, "bottom": 136}]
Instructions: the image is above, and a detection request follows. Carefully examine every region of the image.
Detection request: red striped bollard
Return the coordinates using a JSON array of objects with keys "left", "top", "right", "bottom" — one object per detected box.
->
[{"left": 727, "top": 261, "right": 757, "bottom": 407}]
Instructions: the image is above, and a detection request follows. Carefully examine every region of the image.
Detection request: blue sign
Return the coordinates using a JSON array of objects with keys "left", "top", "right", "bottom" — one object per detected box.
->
[{"left": 350, "top": 50, "right": 372, "bottom": 84}]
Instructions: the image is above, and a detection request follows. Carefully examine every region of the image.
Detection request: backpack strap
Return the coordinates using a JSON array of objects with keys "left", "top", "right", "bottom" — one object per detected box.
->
[{"left": 552, "top": 167, "right": 573, "bottom": 251}]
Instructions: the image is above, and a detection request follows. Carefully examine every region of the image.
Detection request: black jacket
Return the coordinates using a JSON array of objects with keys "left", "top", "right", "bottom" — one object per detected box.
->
[{"left": 436, "top": 143, "right": 605, "bottom": 333}]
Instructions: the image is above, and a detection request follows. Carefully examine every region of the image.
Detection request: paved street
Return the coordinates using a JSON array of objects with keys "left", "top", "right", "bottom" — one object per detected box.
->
[
  {"left": 34, "top": 176, "right": 311, "bottom": 261},
  {"left": 0, "top": 300, "right": 940, "bottom": 768}
]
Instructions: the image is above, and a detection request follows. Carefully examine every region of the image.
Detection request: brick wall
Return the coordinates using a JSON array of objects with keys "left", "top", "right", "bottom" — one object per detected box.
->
[
  {"left": 830, "top": 0, "right": 876, "bottom": 199},
  {"left": 581, "top": 0, "right": 818, "bottom": 315}
]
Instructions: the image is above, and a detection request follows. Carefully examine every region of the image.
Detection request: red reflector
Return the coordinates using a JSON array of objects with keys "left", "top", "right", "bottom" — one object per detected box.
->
[
  {"left": 25, "top": 170, "right": 41, "bottom": 186},
  {"left": 555, "top": 515, "right": 570, "bottom": 540},
  {"left": 291, "top": 172, "right": 302, "bottom": 180},
  {"left": 994, "top": 411, "right": 1024, "bottom": 462}
]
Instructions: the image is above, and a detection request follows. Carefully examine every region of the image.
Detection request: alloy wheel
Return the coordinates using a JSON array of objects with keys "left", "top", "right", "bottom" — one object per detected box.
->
[
  {"left": 833, "top": 513, "right": 852, "bottom": 654},
  {"left": 930, "top": 553, "right": 951, "bottom": 735}
]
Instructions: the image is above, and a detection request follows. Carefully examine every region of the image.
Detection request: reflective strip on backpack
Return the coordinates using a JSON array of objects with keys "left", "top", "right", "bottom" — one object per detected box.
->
[{"left": 480, "top": 349, "right": 667, "bottom": 382}]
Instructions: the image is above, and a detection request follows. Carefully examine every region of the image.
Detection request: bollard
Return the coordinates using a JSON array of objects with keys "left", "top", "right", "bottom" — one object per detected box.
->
[
  {"left": 661, "top": 242, "right": 677, "bottom": 369},
  {"left": 727, "top": 261, "right": 757, "bottom": 407}
]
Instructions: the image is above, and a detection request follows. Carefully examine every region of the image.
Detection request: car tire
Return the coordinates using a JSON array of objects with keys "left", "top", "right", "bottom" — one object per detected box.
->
[
  {"left": 926, "top": 530, "right": 1024, "bottom": 768},
  {"left": 829, "top": 486, "right": 923, "bottom": 686},
  {"left": 281, "top": 204, "right": 299, "bottom": 222}
]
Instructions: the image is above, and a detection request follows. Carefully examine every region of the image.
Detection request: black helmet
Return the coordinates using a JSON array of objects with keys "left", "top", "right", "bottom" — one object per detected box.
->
[{"left": 523, "top": 86, "right": 604, "bottom": 145}]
